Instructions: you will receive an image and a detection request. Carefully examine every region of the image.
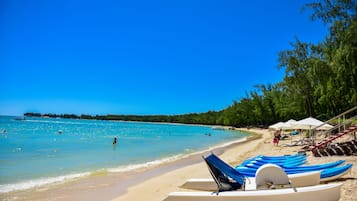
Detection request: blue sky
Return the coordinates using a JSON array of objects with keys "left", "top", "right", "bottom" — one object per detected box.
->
[{"left": 0, "top": 0, "right": 327, "bottom": 116}]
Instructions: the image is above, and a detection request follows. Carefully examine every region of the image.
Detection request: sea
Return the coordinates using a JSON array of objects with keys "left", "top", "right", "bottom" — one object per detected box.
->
[{"left": 0, "top": 115, "right": 248, "bottom": 193}]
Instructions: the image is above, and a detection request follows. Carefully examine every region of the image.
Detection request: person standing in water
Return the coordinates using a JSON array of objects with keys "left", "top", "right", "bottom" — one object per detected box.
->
[{"left": 113, "top": 137, "right": 117, "bottom": 145}]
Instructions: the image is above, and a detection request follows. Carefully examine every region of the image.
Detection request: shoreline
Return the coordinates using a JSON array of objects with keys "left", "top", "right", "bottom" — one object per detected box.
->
[
  {"left": 0, "top": 117, "right": 243, "bottom": 196},
  {"left": 111, "top": 128, "right": 268, "bottom": 201},
  {"left": 1, "top": 129, "right": 258, "bottom": 201},
  {"left": 3, "top": 128, "right": 356, "bottom": 201}
]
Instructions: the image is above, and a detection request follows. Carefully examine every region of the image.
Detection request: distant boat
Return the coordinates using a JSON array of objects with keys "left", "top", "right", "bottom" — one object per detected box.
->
[{"left": 14, "top": 116, "right": 26, "bottom": 121}]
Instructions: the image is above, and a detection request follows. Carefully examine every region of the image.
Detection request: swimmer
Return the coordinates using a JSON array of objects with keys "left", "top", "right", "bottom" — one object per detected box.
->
[{"left": 113, "top": 137, "right": 117, "bottom": 145}]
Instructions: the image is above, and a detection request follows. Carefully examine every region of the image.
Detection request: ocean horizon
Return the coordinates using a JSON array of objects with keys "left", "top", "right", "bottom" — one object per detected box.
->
[{"left": 0, "top": 115, "right": 248, "bottom": 193}]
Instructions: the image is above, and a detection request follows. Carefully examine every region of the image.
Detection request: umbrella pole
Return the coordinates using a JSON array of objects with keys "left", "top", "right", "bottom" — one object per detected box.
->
[{"left": 308, "top": 126, "right": 311, "bottom": 145}]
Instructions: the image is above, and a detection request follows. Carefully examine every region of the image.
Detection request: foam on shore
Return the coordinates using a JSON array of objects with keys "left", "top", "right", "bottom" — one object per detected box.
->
[
  {"left": 107, "top": 137, "right": 248, "bottom": 173},
  {"left": 0, "top": 172, "right": 91, "bottom": 193}
]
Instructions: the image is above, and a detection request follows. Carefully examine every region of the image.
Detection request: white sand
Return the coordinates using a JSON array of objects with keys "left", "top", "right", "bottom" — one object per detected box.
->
[{"left": 111, "top": 128, "right": 357, "bottom": 201}]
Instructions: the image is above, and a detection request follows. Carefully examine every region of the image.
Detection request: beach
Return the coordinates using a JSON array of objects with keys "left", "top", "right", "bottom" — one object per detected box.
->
[
  {"left": 110, "top": 128, "right": 265, "bottom": 201},
  {"left": 111, "top": 128, "right": 357, "bottom": 201},
  {"left": 2, "top": 128, "right": 356, "bottom": 201}
]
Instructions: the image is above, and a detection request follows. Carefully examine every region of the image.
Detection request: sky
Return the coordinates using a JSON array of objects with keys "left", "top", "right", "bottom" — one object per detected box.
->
[{"left": 0, "top": 0, "right": 328, "bottom": 116}]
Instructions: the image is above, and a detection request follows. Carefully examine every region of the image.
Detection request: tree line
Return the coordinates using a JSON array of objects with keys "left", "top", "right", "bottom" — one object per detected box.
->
[
  {"left": 218, "top": 0, "right": 357, "bottom": 127},
  {"left": 23, "top": 112, "right": 223, "bottom": 125},
  {"left": 25, "top": 0, "right": 357, "bottom": 128}
]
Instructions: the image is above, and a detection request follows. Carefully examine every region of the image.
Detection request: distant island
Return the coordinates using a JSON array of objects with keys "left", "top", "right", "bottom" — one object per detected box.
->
[{"left": 24, "top": 111, "right": 225, "bottom": 126}]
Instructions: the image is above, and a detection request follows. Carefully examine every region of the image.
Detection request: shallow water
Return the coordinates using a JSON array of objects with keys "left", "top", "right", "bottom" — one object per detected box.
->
[{"left": 0, "top": 116, "right": 247, "bottom": 193}]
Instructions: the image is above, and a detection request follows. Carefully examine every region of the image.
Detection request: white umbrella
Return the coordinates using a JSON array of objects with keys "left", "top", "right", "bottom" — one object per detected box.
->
[
  {"left": 282, "top": 119, "right": 297, "bottom": 129},
  {"left": 319, "top": 123, "right": 335, "bottom": 130},
  {"left": 293, "top": 117, "right": 333, "bottom": 130},
  {"left": 293, "top": 116, "right": 334, "bottom": 143},
  {"left": 269, "top": 122, "right": 285, "bottom": 130}
]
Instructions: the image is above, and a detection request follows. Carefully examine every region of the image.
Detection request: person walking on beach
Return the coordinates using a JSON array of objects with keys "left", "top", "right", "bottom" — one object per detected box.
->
[
  {"left": 273, "top": 136, "right": 279, "bottom": 146},
  {"left": 273, "top": 129, "right": 281, "bottom": 146}
]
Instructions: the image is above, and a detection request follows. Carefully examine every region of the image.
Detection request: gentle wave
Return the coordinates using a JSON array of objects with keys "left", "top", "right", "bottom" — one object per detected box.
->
[
  {"left": 0, "top": 172, "right": 91, "bottom": 193},
  {"left": 108, "top": 137, "right": 248, "bottom": 173},
  {"left": 107, "top": 154, "right": 186, "bottom": 173},
  {"left": 0, "top": 137, "right": 248, "bottom": 194}
]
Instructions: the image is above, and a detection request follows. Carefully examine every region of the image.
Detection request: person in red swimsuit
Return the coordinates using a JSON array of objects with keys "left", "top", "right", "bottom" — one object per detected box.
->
[{"left": 273, "top": 129, "right": 281, "bottom": 146}]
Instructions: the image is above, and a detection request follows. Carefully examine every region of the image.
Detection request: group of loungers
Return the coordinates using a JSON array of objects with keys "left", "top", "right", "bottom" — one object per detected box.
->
[
  {"left": 163, "top": 153, "right": 352, "bottom": 201},
  {"left": 313, "top": 140, "right": 357, "bottom": 157}
]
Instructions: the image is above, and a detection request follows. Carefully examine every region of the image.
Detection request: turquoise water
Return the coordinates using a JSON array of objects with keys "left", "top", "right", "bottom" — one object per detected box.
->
[{"left": 0, "top": 116, "right": 248, "bottom": 193}]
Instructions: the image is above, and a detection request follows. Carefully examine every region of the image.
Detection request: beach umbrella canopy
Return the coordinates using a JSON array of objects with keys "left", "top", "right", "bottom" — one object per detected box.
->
[
  {"left": 281, "top": 119, "right": 297, "bottom": 129},
  {"left": 319, "top": 123, "right": 335, "bottom": 130},
  {"left": 269, "top": 122, "right": 285, "bottom": 130},
  {"left": 293, "top": 117, "right": 333, "bottom": 130}
]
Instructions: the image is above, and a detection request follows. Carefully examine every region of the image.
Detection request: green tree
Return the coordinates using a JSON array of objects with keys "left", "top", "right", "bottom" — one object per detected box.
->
[{"left": 278, "top": 39, "right": 318, "bottom": 117}]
